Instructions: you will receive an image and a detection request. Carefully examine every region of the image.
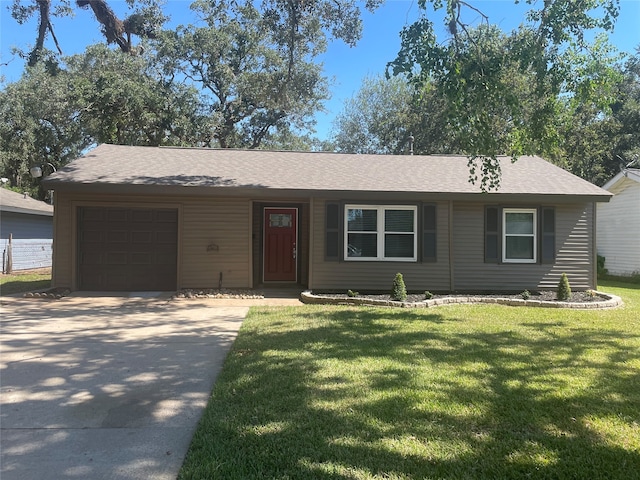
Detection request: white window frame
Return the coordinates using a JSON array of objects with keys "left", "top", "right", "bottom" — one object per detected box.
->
[
  {"left": 344, "top": 205, "right": 417, "bottom": 262},
  {"left": 502, "top": 208, "right": 537, "bottom": 263}
]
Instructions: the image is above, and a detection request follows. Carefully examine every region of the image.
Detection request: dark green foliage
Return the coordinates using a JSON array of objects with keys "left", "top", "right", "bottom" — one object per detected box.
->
[
  {"left": 557, "top": 273, "right": 572, "bottom": 301},
  {"left": 5, "top": 0, "right": 379, "bottom": 158},
  {"left": 391, "top": 273, "right": 407, "bottom": 301},
  {"left": 347, "top": 289, "right": 359, "bottom": 297},
  {"left": 521, "top": 290, "right": 531, "bottom": 300},
  {"left": 330, "top": 74, "right": 458, "bottom": 155},
  {"left": 424, "top": 290, "right": 434, "bottom": 300},
  {"left": 388, "top": 1, "right": 622, "bottom": 190},
  {"left": 597, "top": 255, "right": 608, "bottom": 277}
]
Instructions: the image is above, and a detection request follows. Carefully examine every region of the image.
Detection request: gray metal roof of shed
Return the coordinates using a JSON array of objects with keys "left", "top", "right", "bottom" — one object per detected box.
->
[{"left": 44, "top": 144, "right": 611, "bottom": 200}]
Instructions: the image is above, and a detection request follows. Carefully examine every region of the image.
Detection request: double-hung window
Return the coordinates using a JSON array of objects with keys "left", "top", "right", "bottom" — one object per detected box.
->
[
  {"left": 345, "top": 205, "right": 417, "bottom": 261},
  {"left": 502, "top": 208, "right": 537, "bottom": 263}
]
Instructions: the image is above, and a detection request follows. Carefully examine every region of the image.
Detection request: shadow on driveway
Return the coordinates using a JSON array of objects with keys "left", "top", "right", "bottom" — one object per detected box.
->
[{"left": 0, "top": 294, "right": 248, "bottom": 480}]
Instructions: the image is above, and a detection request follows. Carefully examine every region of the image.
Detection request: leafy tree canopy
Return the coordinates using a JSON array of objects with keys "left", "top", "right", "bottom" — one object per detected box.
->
[
  {"left": 388, "top": 0, "right": 623, "bottom": 190},
  {"left": 554, "top": 48, "right": 640, "bottom": 185},
  {"left": 0, "top": 63, "right": 89, "bottom": 197},
  {"left": 330, "top": 74, "right": 459, "bottom": 155}
]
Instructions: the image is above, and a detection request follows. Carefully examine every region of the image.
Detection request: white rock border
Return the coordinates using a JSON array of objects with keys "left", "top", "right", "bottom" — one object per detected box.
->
[{"left": 300, "top": 290, "right": 623, "bottom": 310}]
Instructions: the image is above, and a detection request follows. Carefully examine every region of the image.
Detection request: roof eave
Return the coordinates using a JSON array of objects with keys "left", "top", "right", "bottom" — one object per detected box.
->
[
  {"left": 0, "top": 206, "right": 54, "bottom": 216},
  {"left": 45, "top": 181, "right": 612, "bottom": 203}
]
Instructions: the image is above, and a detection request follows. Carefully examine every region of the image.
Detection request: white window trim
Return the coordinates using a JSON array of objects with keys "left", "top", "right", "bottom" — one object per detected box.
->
[
  {"left": 344, "top": 205, "right": 417, "bottom": 262},
  {"left": 502, "top": 208, "right": 537, "bottom": 264}
]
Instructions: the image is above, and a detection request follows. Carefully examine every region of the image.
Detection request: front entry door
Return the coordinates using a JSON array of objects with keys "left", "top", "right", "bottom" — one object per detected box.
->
[{"left": 263, "top": 207, "right": 297, "bottom": 282}]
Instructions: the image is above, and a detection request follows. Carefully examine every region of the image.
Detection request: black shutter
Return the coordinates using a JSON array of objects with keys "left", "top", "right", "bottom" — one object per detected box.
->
[
  {"left": 422, "top": 204, "right": 437, "bottom": 262},
  {"left": 325, "top": 202, "right": 341, "bottom": 261},
  {"left": 541, "top": 207, "right": 555, "bottom": 264},
  {"left": 485, "top": 206, "right": 500, "bottom": 263}
]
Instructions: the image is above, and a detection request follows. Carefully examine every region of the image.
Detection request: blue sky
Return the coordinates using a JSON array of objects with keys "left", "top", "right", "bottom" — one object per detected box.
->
[{"left": 1, "top": 0, "right": 639, "bottom": 140}]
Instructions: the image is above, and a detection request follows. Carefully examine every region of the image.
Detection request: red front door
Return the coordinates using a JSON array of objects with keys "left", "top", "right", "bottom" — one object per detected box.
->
[{"left": 263, "top": 207, "right": 297, "bottom": 282}]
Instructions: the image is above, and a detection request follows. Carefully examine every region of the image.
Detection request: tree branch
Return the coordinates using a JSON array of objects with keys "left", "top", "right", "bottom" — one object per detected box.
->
[
  {"left": 76, "top": 0, "right": 131, "bottom": 53},
  {"left": 28, "top": 0, "right": 51, "bottom": 66}
]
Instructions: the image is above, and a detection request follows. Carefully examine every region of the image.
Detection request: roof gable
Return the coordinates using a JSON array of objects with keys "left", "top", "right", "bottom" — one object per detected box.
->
[
  {"left": 44, "top": 144, "right": 610, "bottom": 200},
  {"left": 602, "top": 169, "right": 640, "bottom": 193}
]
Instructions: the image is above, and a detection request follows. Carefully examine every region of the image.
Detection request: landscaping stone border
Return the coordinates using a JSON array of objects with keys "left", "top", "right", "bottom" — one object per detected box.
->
[{"left": 300, "top": 291, "right": 623, "bottom": 310}]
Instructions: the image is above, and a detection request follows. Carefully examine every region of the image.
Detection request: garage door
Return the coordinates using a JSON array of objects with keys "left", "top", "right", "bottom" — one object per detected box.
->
[{"left": 78, "top": 207, "right": 178, "bottom": 291}]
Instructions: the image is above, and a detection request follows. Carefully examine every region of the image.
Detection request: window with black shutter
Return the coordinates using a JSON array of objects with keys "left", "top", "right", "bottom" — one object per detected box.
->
[{"left": 325, "top": 202, "right": 340, "bottom": 261}]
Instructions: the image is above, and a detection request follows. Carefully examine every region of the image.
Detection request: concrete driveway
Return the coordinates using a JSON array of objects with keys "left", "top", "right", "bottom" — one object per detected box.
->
[{"left": 0, "top": 293, "right": 251, "bottom": 480}]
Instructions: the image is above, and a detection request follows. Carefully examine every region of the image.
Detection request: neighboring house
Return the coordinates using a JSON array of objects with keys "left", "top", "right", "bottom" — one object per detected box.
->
[
  {"left": 0, "top": 188, "right": 54, "bottom": 272},
  {"left": 597, "top": 168, "right": 640, "bottom": 277},
  {"left": 43, "top": 144, "right": 611, "bottom": 292}
]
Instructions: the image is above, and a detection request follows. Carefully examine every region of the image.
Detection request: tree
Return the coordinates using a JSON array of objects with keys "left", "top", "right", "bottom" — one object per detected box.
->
[
  {"left": 552, "top": 47, "right": 638, "bottom": 185},
  {"left": 331, "top": 75, "right": 415, "bottom": 154},
  {"left": 330, "top": 73, "right": 461, "bottom": 155},
  {"left": 0, "top": 43, "right": 211, "bottom": 199},
  {"left": 611, "top": 48, "right": 640, "bottom": 166},
  {"left": 388, "top": 0, "right": 622, "bottom": 190},
  {"left": 153, "top": 0, "right": 381, "bottom": 149},
  {"left": 12, "top": 0, "right": 382, "bottom": 148},
  {"left": 0, "top": 64, "right": 90, "bottom": 198},
  {"left": 9, "top": 0, "right": 167, "bottom": 66},
  {"left": 65, "top": 44, "right": 208, "bottom": 146}
]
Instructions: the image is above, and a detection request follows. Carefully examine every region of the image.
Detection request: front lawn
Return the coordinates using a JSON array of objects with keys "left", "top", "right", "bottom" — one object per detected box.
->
[
  {"left": 0, "top": 270, "right": 51, "bottom": 295},
  {"left": 179, "top": 281, "right": 640, "bottom": 479}
]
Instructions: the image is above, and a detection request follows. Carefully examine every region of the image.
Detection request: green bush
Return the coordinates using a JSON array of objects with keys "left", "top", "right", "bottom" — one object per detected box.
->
[
  {"left": 347, "top": 289, "right": 359, "bottom": 297},
  {"left": 391, "top": 273, "right": 407, "bottom": 301},
  {"left": 521, "top": 290, "right": 530, "bottom": 300},
  {"left": 597, "top": 255, "right": 608, "bottom": 277},
  {"left": 424, "top": 290, "right": 434, "bottom": 300},
  {"left": 557, "top": 273, "right": 572, "bottom": 301}
]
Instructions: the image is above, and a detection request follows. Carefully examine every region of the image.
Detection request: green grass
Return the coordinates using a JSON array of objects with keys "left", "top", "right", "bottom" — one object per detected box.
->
[
  {"left": 0, "top": 271, "right": 51, "bottom": 295},
  {"left": 179, "top": 281, "right": 640, "bottom": 479}
]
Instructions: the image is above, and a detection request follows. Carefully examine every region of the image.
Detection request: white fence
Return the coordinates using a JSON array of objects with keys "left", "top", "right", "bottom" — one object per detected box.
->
[{"left": 1, "top": 239, "right": 53, "bottom": 273}]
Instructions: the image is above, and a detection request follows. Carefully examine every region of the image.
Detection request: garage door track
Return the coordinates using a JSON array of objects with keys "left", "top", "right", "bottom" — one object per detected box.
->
[{"left": 0, "top": 294, "right": 248, "bottom": 480}]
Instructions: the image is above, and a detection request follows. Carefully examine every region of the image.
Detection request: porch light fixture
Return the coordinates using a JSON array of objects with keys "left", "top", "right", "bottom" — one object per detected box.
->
[
  {"left": 30, "top": 162, "right": 57, "bottom": 205},
  {"left": 30, "top": 162, "right": 57, "bottom": 178}
]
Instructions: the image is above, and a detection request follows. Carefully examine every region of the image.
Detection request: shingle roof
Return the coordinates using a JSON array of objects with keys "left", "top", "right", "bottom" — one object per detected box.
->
[
  {"left": 0, "top": 188, "right": 53, "bottom": 216},
  {"left": 44, "top": 144, "right": 610, "bottom": 200}
]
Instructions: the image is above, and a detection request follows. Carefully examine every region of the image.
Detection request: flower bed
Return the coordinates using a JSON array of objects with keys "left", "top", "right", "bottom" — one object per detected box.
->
[{"left": 302, "top": 290, "right": 623, "bottom": 309}]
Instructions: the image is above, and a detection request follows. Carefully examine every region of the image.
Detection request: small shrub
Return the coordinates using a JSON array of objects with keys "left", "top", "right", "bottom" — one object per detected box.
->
[
  {"left": 521, "top": 290, "right": 531, "bottom": 300},
  {"left": 424, "top": 290, "right": 434, "bottom": 300},
  {"left": 557, "top": 273, "right": 572, "bottom": 301},
  {"left": 347, "top": 289, "right": 359, "bottom": 297},
  {"left": 391, "top": 273, "right": 407, "bottom": 301},
  {"left": 597, "top": 255, "right": 608, "bottom": 277},
  {"left": 585, "top": 289, "right": 598, "bottom": 300}
]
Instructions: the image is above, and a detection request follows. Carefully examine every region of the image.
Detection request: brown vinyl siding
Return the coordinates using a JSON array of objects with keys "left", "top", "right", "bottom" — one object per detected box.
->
[
  {"left": 181, "top": 197, "right": 251, "bottom": 289},
  {"left": 52, "top": 190, "right": 597, "bottom": 293},
  {"left": 310, "top": 198, "right": 451, "bottom": 292},
  {"left": 51, "top": 192, "right": 74, "bottom": 288},
  {"left": 52, "top": 192, "right": 252, "bottom": 290},
  {"left": 452, "top": 202, "right": 595, "bottom": 291}
]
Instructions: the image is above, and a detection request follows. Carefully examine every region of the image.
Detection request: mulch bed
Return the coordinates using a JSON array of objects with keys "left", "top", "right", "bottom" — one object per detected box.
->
[{"left": 315, "top": 290, "right": 606, "bottom": 304}]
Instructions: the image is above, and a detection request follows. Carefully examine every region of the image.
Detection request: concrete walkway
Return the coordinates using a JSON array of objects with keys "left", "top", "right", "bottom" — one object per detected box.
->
[{"left": 0, "top": 292, "right": 298, "bottom": 480}]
